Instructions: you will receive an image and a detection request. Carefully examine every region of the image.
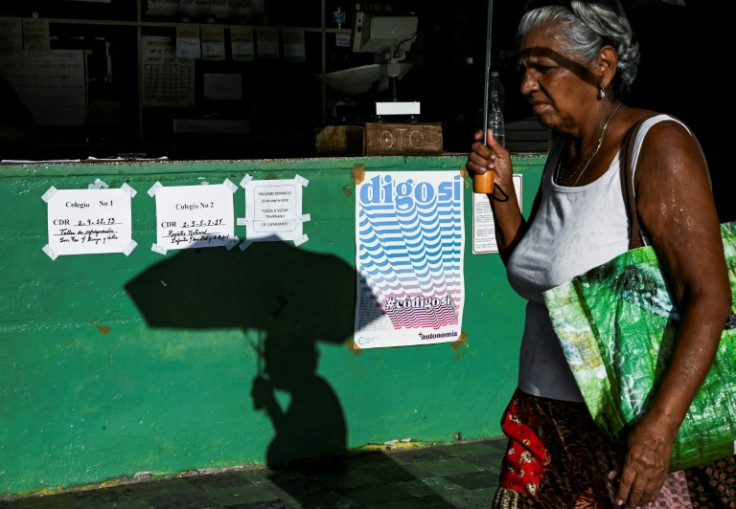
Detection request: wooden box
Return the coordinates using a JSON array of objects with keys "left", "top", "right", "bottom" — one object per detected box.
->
[
  {"left": 363, "top": 122, "right": 443, "bottom": 156},
  {"left": 315, "top": 125, "right": 364, "bottom": 156}
]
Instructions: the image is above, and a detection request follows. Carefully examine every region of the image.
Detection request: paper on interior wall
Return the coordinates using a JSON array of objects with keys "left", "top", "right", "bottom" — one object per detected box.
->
[
  {"left": 141, "top": 35, "right": 196, "bottom": 107},
  {"left": 0, "top": 50, "right": 86, "bottom": 125}
]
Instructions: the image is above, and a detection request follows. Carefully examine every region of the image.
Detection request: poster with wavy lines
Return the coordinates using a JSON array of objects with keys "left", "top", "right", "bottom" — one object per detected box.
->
[{"left": 354, "top": 171, "right": 465, "bottom": 349}]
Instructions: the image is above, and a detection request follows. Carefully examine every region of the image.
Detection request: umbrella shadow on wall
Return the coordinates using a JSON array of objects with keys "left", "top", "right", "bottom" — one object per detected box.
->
[
  {"left": 125, "top": 240, "right": 368, "bottom": 468},
  {"left": 126, "top": 241, "right": 464, "bottom": 506}
]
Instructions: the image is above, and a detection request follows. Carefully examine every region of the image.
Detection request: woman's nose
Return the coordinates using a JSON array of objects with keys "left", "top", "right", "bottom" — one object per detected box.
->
[{"left": 520, "top": 70, "right": 537, "bottom": 96}]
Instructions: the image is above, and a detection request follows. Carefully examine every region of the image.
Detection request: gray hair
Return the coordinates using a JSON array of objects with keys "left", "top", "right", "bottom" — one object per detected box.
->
[{"left": 517, "top": 0, "right": 640, "bottom": 99}]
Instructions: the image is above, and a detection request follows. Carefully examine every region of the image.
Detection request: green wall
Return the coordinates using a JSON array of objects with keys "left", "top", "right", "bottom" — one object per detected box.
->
[{"left": 0, "top": 154, "right": 544, "bottom": 498}]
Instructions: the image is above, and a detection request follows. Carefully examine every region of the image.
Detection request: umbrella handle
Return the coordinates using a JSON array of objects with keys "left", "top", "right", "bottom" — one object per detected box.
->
[{"left": 482, "top": 0, "right": 494, "bottom": 146}]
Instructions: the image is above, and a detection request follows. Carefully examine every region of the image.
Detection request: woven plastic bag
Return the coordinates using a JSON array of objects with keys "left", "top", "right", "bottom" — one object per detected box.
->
[{"left": 543, "top": 221, "right": 736, "bottom": 471}]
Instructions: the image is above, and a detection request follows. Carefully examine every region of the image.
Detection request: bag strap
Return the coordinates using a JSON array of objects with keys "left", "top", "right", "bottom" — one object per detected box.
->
[{"left": 620, "top": 114, "right": 658, "bottom": 249}]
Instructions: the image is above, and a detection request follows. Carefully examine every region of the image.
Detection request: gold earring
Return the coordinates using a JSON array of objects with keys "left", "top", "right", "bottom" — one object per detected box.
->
[{"left": 598, "top": 86, "right": 606, "bottom": 99}]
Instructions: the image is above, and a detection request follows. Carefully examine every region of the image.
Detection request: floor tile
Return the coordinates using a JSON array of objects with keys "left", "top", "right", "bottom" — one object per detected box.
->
[{"left": 1, "top": 439, "right": 505, "bottom": 509}]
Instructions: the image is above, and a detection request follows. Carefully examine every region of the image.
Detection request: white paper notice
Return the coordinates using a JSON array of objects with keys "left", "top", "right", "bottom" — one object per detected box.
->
[
  {"left": 255, "top": 27, "right": 279, "bottom": 59},
  {"left": 282, "top": 28, "right": 306, "bottom": 63},
  {"left": 141, "top": 35, "right": 195, "bottom": 107},
  {"left": 22, "top": 18, "right": 50, "bottom": 50},
  {"left": 45, "top": 188, "right": 133, "bottom": 256},
  {"left": 155, "top": 183, "right": 236, "bottom": 250},
  {"left": 0, "top": 18, "right": 23, "bottom": 51},
  {"left": 201, "top": 24, "right": 226, "bottom": 61},
  {"left": 0, "top": 50, "right": 87, "bottom": 125},
  {"left": 230, "top": 25, "right": 255, "bottom": 61},
  {"left": 176, "top": 24, "right": 201, "bottom": 59},
  {"left": 472, "top": 174, "right": 523, "bottom": 254},
  {"left": 203, "top": 73, "right": 242, "bottom": 101},
  {"left": 244, "top": 178, "right": 303, "bottom": 242}
]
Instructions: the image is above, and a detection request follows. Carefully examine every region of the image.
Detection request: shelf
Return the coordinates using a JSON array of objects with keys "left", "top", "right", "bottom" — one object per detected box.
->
[
  {"left": 0, "top": 0, "right": 345, "bottom": 160},
  {"left": 0, "top": 1, "right": 444, "bottom": 160}
]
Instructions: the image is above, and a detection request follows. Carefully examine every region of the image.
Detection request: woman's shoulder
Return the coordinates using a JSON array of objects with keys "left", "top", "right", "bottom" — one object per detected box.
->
[
  {"left": 628, "top": 108, "right": 705, "bottom": 180},
  {"left": 620, "top": 108, "right": 690, "bottom": 135},
  {"left": 612, "top": 107, "right": 693, "bottom": 154}
]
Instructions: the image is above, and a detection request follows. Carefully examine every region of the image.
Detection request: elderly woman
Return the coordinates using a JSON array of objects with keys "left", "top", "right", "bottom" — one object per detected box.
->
[{"left": 466, "top": 1, "right": 735, "bottom": 507}]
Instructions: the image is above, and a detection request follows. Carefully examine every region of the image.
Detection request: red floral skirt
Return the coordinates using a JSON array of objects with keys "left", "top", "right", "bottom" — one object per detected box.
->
[{"left": 493, "top": 389, "right": 735, "bottom": 508}]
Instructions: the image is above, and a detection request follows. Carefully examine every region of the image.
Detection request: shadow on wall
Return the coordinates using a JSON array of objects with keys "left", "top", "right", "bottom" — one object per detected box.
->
[
  {"left": 124, "top": 241, "right": 364, "bottom": 466},
  {"left": 124, "top": 241, "right": 459, "bottom": 506}
]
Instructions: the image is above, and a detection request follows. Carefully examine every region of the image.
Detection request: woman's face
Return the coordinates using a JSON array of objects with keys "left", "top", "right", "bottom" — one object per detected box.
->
[{"left": 518, "top": 24, "right": 599, "bottom": 135}]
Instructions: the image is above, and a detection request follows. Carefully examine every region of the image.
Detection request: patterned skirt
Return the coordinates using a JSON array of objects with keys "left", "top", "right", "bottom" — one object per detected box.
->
[{"left": 492, "top": 389, "right": 736, "bottom": 508}]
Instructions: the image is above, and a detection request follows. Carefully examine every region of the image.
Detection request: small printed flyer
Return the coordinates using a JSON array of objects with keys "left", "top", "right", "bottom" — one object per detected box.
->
[
  {"left": 150, "top": 180, "right": 238, "bottom": 253},
  {"left": 242, "top": 175, "right": 308, "bottom": 245},
  {"left": 42, "top": 184, "right": 137, "bottom": 259},
  {"left": 354, "top": 170, "right": 465, "bottom": 349},
  {"left": 472, "top": 174, "right": 523, "bottom": 254}
]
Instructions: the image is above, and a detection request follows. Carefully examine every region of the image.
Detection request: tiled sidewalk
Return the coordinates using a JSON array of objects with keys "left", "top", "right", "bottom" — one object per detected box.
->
[{"left": 1, "top": 439, "right": 507, "bottom": 509}]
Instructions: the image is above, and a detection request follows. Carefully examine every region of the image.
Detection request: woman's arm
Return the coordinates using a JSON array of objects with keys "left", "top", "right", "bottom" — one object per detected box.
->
[
  {"left": 615, "top": 120, "right": 731, "bottom": 508},
  {"left": 466, "top": 129, "right": 527, "bottom": 263}
]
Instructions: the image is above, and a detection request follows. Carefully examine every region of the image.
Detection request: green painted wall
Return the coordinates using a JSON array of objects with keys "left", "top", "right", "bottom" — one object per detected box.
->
[{"left": 0, "top": 154, "right": 544, "bottom": 498}]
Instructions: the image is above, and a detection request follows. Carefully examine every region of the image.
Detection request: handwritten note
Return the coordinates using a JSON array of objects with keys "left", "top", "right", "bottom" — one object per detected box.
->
[
  {"left": 45, "top": 188, "right": 133, "bottom": 256},
  {"left": 154, "top": 183, "right": 236, "bottom": 250}
]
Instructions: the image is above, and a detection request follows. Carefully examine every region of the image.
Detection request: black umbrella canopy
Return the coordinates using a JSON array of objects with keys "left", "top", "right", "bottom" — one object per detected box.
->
[{"left": 125, "top": 241, "right": 367, "bottom": 344}]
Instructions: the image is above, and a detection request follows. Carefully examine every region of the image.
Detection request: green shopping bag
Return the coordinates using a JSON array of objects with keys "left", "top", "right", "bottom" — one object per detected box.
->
[{"left": 543, "top": 221, "right": 736, "bottom": 471}]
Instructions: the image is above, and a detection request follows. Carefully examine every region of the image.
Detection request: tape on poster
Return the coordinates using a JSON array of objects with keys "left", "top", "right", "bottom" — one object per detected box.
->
[
  {"left": 240, "top": 174, "right": 253, "bottom": 188},
  {"left": 121, "top": 183, "right": 137, "bottom": 197},
  {"left": 450, "top": 332, "right": 468, "bottom": 351},
  {"left": 42, "top": 244, "right": 58, "bottom": 260},
  {"left": 346, "top": 340, "right": 363, "bottom": 357},
  {"left": 41, "top": 186, "right": 57, "bottom": 203},
  {"left": 123, "top": 240, "right": 137, "bottom": 256},
  {"left": 294, "top": 174, "right": 309, "bottom": 187},
  {"left": 147, "top": 181, "right": 163, "bottom": 197},
  {"left": 89, "top": 178, "right": 109, "bottom": 189},
  {"left": 352, "top": 164, "right": 366, "bottom": 185}
]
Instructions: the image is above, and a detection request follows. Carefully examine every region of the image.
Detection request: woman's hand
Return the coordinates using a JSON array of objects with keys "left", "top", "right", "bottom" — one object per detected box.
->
[
  {"left": 467, "top": 129, "right": 513, "bottom": 187},
  {"left": 615, "top": 411, "right": 677, "bottom": 508},
  {"left": 466, "top": 128, "right": 525, "bottom": 262}
]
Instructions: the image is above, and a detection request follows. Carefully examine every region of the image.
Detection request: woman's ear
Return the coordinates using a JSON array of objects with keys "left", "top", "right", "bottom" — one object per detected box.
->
[{"left": 598, "top": 45, "right": 618, "bottom": 89}]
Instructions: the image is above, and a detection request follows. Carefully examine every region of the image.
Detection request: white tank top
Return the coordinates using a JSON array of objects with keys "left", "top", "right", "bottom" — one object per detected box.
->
[{"left": 506, "top": 114, "right": 683, "bottom": 401}]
